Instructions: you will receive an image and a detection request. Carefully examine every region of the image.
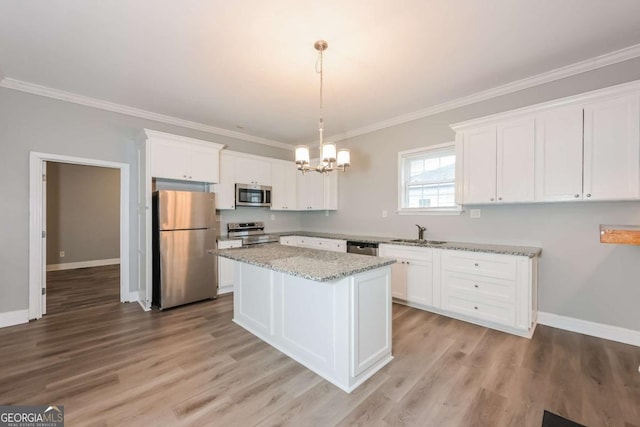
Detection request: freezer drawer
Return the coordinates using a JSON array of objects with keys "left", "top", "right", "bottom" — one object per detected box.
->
[
  {"left": 156, "top": 228, "right": 217, "bottom": 309},
  {"left": 157, "top": 190, "right": 217, "bottom": 231}
]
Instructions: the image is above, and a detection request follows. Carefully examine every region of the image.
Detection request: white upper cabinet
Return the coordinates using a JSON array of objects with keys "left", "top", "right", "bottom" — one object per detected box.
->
[
  {"left": 214, "top": 151, "right": 236, "bottom": 210},
  {"left": 146, "top": 130, "right": 224, "bottom": 183},
  {"left": 534, "top": 107, "right": 584, "bottom": 201},
  {"left": 323, "top": 171, "right": 338, "bottom": 210},
  {"left": 583, "top": 95, "right": 640, "bottom": 201},
  {"left": 235, "top": 157, "right": 272, "bottom": 186},
  {"left": 297, "top": 171, "right": 325, "bottom": 210},
  {"left": 461, "top": 119, "right": 535, "bottom": 205},
  {"left": 462, "top": 126, "right": 497, "bottom": 204},
  {"left": 271, "top": 162, "right": 297, "bottom": 210},
  {"left": 454, "top": 81, "right": 640, "bottom": 205},
  {"left": 496, "top": 118, "right": 535, "bottom": 203}
]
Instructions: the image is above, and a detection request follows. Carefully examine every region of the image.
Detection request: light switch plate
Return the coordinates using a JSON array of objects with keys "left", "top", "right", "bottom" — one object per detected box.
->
[
  {"left": 470, "top": 209, "right": 481, "bottom": 218},
  {"left": 382, "top": 210, "right": 387, "bottom": 218}
]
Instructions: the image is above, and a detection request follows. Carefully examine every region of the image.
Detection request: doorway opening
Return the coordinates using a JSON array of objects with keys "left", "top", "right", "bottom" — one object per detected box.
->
[
  {"left": 45, "top": 162, "right": 121, "bottom": 314},
  {"left": 29, "top": 152, "right": 130, "bottom": 320}
]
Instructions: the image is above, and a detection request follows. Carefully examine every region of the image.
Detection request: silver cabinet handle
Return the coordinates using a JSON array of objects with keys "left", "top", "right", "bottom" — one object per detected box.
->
[
  {"left": 574, "top": 194, "right": 580, "bottom": 198},
  {"left": 474, "top": 284, "right": 479, "bottom": 288},
  {"left": 474, "top": 263, "right": 479, "bottom": 267},
  {"left": 474, "top": 306, "right": 478, "bottom": 310},
  {"left": 498, "top": 197, "right": 502, "bottom": 200},
  {"left": 490, "top": 198, "right": 494, "bottom": 201},
  {"left": 586, "top": 193, "right": 591, "bottom": 198}
]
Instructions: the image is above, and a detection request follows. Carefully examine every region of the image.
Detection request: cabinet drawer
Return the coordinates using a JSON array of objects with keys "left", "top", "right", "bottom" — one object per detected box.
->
[
  {"left": 442, "top": 292, "right": 516, "bottom": 327},
  {"left": 318, "top": 239, "right": 346, "bottom": 252},
  {"left": 442, "top": 250, "right": 516, "bottom": 280},
  {"left": 442, "top": 271, "right": 515, "bottom": 302},
  {"left": 218, "top": 239, "right": 242, "bottom": 249},
  {"left": 379, "top": 245, "right": 433, "bottom": 262}
]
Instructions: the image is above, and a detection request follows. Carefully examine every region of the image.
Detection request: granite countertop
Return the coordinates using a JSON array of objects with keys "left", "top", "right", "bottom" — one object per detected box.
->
[
  {"left": 217, "top": 244, "right": 396, "bottom": 282},
  {"left": 220, "top": 231, "right": 541, "bottom": 258}
]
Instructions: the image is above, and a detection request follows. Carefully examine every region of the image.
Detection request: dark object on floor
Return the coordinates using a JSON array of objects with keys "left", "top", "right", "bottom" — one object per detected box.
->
[{"left": 542, "top": 410, "right": 586, "bottom": 427}]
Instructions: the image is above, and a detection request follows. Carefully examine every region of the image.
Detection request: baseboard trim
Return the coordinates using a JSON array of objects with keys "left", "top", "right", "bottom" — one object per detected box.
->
[
  {"left": 0, "top": 309, "right": 29, "bottom": 328},
  {"left": 46, "top": 258, "right": 120, "bottom": 271},
  {"left": 538, "top": 311, "right": 640, "bottom": 347}
]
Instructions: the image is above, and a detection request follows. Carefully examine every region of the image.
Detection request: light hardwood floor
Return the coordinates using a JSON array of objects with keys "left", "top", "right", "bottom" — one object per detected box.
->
[{"left": 1, "top": 265, "right": 638, "bottom": 426}]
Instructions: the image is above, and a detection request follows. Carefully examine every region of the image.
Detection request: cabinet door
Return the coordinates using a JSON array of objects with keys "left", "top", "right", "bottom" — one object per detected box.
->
[
  {"left": 389, "top": 261, "right": 407, "bottom": 300},
  {"left": 150, "top": 140, "right": 189, "bottom": 180},
  {"left": 188, "top": 146, "right": 220, "bottom": 183},
  {"left": 405, "top": 259, "right": 433, "bottom": 307},
  {"left": 535, "top": 107, "right": 584, "bottom": 201},
  {"left": 323, "top": 171, "right": 338, "bottom": 210},
  {"left": 218, "top": 256, "right": 235, "bottom": 294},
  {"left": 462, "top": 126, "right": 497, "bottom": 204},
  {"left": 271, "top": 163, "right": 297, "bottom": 210},
  {"left": 235, "top": 157, "right": 272, "bottom": 185},
  {"left": 496, "top": 118, "right": 535, "bottom": 202},
  {"left": 214, "top": 152, "right": 236, "bottom": 210},
  {"left": 297, "top": 172, "right": 324, "bottom": 210},
  {"left": 583, "top": 95, "right": 640, "bottom": 200}
]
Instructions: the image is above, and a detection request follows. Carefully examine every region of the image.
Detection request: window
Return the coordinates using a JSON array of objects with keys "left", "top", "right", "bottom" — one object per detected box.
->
[{"left": 398, "top": 142, "right": 461, "bottom": 214}]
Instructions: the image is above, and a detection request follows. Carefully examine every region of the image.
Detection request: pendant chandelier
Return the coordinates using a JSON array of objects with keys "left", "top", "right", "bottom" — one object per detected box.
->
[{"left": 295, "top": 40, "right": 350, "bottom": 173}]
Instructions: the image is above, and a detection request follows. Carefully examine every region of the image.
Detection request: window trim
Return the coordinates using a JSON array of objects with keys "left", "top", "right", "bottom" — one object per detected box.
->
[{"left": 397, "top": 142, "right": 462, "bottom": 215}]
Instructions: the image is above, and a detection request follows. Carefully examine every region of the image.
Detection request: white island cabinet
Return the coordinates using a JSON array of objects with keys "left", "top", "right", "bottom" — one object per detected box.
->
[{"left": 220, "top": 245, "right": 394, "bottom": 393}]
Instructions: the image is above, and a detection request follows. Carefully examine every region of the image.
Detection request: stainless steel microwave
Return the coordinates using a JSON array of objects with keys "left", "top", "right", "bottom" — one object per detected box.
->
[{"left": 235, "top": 183, "right": 272, "bottom": 207}]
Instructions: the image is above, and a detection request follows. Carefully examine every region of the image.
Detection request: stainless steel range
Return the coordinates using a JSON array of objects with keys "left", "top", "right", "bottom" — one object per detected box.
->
[{"left": 227, "top": 222, "right": 280, "bottom": 245}]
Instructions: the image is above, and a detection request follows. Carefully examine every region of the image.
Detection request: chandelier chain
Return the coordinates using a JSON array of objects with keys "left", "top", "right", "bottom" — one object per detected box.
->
[{"left": 318, "top": 46, "right": 324, "bottom": 147}]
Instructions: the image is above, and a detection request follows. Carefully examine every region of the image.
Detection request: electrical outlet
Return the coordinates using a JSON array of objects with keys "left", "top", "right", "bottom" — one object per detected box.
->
[
  {"left": 382, "top": 210, "right": 387, "bottom": 218},
  {"left": 325, "top": 210, "right": 329, "bottom": 217},
  {"left": 470, "top": 209, "right": 481, "bottom": 219},
  {"left": 270, "top": 214, "right": 276, "bottom": 221},
  {"left": 59, "top": 251, "right": 65, "bottom": 258}
]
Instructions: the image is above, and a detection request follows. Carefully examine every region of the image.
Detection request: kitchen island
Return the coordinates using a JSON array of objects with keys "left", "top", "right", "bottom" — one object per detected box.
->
[{"left": 217, "top": 244, "right": 395, "bottom": 393}]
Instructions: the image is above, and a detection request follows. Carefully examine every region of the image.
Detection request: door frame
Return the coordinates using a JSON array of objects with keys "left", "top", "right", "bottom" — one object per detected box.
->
[{"left": 29, "top": 152, "right": 130, "bottom": 319}]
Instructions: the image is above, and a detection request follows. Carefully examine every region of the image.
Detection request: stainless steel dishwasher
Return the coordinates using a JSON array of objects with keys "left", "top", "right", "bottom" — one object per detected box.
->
[{"left": 346, "top": 241, "right": 379, "bottom": 256}]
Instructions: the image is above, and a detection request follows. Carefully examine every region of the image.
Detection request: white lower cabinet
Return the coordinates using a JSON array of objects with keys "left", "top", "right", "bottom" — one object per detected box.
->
[
  {"left": 440, "top": 250, "right": 537, "bottom": 336},
  {"left": 378, "top": 245, "right": 437, "bottom": 308},
  {"left": 217, "top": 239, "right": 242, "bottom": 294},
  {"left": 280, "top": 236, "right": 346, "bottom": 253},
  {"left": 380, "top": 244, "right": 538, "bottom": 338}
]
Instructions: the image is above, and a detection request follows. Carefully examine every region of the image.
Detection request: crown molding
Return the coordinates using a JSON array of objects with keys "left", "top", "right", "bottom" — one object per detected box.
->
[
  {"left": 3, "top": 42, "right": 640, "bottom": 148},
  {"left": 0, "top": 77, "right": 294, "bottom": 151},
  {"left": 325, "top": 42, "right": 640, "bottom": 143}
]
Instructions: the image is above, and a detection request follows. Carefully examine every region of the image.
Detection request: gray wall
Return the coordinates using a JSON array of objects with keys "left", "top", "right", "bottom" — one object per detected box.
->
[
  {"left": 301, "top": 58, "right": 640, "bottom": 332},
  {"left": 46, "top": 162, "right": 120, "bottom": 265},
  {"left": 2, "top": 56, "right": 640, "bottom": 331},
  {"left": 0, "top": 88, "right": 292, "bottom": 314}
]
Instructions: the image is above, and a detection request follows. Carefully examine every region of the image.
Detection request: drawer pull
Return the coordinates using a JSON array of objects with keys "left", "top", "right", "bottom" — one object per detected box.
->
[
  {"left": 474, "top": 284, "right": 479, "bottom": 288},
  {"left": 474, "top": 306, "right": 478, "bottom": 310},
  {"left": 474, "top": 263, "right": 479, "bottom": 267}
]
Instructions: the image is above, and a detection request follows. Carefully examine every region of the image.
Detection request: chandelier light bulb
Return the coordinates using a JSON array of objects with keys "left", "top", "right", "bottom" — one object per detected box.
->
[
  {"left": 322, "top": 143, "right": 337, "bottom": 163},
  {"left": 295, "top": 145, "right": 310, "bottom": 165}
]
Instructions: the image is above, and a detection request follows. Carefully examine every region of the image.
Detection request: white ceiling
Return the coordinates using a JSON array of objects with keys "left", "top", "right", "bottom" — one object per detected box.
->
[{"left": 2, "top": 0, "right": 640, "bottom": 146}]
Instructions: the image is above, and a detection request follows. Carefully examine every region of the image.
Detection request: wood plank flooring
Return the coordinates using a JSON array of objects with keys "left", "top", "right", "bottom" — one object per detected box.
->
[{"left": 1, "top": 266, "right": 639, "bottom": 426}]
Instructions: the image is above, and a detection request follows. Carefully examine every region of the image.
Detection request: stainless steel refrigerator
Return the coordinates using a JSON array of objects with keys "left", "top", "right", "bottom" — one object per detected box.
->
[{"left": 152, "top": 190, "right": 218, "bottom": 309}]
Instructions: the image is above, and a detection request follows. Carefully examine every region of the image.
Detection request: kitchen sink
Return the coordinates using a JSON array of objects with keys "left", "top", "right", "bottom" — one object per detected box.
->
[{"left": 390, "top": 239, "right": 447, "bottom": 245}]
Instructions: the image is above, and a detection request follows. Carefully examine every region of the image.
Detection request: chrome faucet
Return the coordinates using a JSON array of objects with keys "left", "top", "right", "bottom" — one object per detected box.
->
[{"left": 415, "top": 224, "right": 427, "bottom": 240}]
